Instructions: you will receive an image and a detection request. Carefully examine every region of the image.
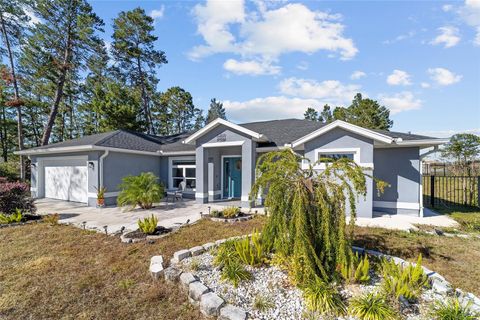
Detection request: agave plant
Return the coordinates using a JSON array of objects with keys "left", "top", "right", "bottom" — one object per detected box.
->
[{"left": 117, "top": 172, "right": 164, "bottom": 210}]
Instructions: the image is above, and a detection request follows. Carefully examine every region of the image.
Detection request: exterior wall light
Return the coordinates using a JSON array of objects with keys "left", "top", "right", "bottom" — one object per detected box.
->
[{"left": 88, "top": 161, "right": 95, "bottom": 169}]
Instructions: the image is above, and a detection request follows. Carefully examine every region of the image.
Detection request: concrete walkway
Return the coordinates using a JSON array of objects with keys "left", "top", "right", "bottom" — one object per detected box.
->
[
  {"left": 36, "top": 199, "right": 458, "bottom": 234},
  {"left": 36, "top": 198, "right": 210, "bottom": 234}
]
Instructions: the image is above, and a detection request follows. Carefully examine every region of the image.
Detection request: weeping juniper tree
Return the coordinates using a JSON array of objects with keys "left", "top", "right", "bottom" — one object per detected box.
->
[{"left": 250, "top": 149, "right": 387, "bottom": 286}]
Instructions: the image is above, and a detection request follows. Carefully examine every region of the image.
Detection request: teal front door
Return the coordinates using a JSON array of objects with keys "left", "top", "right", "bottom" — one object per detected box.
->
[{"left": 223, "top": 157, "right": 242, "bottom": 199}]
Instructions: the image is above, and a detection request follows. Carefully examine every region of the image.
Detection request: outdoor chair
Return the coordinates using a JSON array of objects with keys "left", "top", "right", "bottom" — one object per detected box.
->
[{"left": 166, "top": 181, "right": 186, "bottom": 203}]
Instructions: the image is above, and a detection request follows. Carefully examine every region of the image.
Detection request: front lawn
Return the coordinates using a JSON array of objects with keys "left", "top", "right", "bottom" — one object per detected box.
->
[
  {"left": 0, "top": 217, "right": 265, "bottom": 319},
  {"left": 0, "top": 217, "right": 479, "bottom": 319}
]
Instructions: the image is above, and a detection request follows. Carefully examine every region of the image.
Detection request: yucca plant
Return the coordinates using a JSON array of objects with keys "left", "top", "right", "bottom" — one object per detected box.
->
[
  {"left": 349, "top": 292, "right": 398, "bottom": 320},
  {"left": 213, "top": 240, "right": 239, "bottom": 268},
  {"left": 137, "top": 215, "right": 158, "bottom": 235},
  {"left": 303, "top": 276, "right": 347, "bottom": 316},
  {"left": 339, "top": 252, "right": 370, "bottom": 284},
  {"left": 220, "top": 259, "right": 252, "bottom": 287},
  {"left": 234, "top": 230, "right": 265, "bottom": 266},
  {"left": 0, "top": 208, "right": 23, "bottom": 224},
  {"left": 380, "top": 255, "right": 428, "bottom": 303},
  {"left": 117, "top": 172, "right": 164, "bottom": 210},
  {"left": 431, "top": 297, "right": 479, "bottom": 320}
]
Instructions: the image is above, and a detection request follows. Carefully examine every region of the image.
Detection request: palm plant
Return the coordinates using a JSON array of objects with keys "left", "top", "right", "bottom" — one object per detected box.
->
[
  {"left": 349, "top": 292, "right": 397, "bottom": 320},
  {"left": 117, "top": 172, "right": 164, "bottom": 210},
  {"left": 250, "top": 149, "right": 388, "bottom": 286}
]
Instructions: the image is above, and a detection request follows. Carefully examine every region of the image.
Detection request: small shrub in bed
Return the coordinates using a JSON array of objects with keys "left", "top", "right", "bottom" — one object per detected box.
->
[
  {"left": 0, "top": 181, "right": 36, "bottom": 214},
  {"left": 339, "top": 252, "right": 370, "bottom": 284},
  {"left": 222, "top": 206, "right": 240, "bottom": 218},
  {"left": 253, "top": 294, "right": 274, "bottom": 311},
  {"left": 213, "top": 240, "right": 238, "bottom": 268},
  {"left": 220, "top": 259, "right": 252, "bottom": 287},
  {"left": 303, "top": 276, "right": 346, "bottom": 316},
  {"left": 349, "top": 292, "right": 397, "bottom": 320},
  {"left": 380, "top": 255, "right": 428, "bottom": 303},
  {"left": 138, "top": 215, "right": 158, "bottom": 235},
  {"left": 234, "top": 230, "right": 266, "bottom": 266},
  {"left": 0, "top": 209, "right": 24, "bottom": 224},
  {"left": 430, "top": 297, "right": 479, "bottom": 320},
  {"left": 210, "top": 209, "right": 222, "bottom": 218}
]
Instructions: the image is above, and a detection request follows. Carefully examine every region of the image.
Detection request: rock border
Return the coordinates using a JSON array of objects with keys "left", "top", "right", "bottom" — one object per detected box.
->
[
  {"left": 203, "top": 214, "right": 253, "bottom": 224},
  {"left": 149, "top": 237, "right": 480, "bottom": 319}
]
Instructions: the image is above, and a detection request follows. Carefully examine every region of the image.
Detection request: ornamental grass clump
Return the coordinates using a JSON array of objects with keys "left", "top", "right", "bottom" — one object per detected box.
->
[
  {"left": 339, "top": 252, "right": 371, "bottom": 284},
  {"left": 349, "top": 292, "right": 397, "bottom": 320},
  {"left": 234, "top": 230, "right": 266, "bottom": 266},
  {"left": 222, "top": 206, "right": 240, "bottom": 218},
  {"left": 430, "top": 297, "right": 480, "bottom": 320},
  {"left": 250, "top": 149, "right": 388, "bottom": 286},
  {"left": 303, "top": 276, "right": 346, "bottom": 316}
]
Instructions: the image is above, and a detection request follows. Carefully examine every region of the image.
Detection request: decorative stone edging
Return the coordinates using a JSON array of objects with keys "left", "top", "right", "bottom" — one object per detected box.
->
[
  {"left": 149, "top": 238, "right": 480, "bottom": 319},
  {"left": 203, "top": 215, "right": 253, "bottom": 224},
  {"left": 352, "top": 246, "right": 480, "bottom": 312}
]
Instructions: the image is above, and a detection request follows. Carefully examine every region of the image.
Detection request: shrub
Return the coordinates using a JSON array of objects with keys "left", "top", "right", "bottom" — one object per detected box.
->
[
  {"left": 380, "top": 255, "right": 428, "bottom": 303},
  {"left": 220, "top": 259, "right": 252, "bottom": 287},
  {"left": 303, "top": 277, "right": 346, "bottom": 316},
  {"left": 222, "top": 206, "right": 240, "bottom": 218},
  {"left": 213, "top": 240, "right": 239, "bottom": 268},
  {"left": 137, "top": 215, "right": 158, "bottom": 235},
  {"left": 339, "top": 252, "right": 370, "bottom": 284},
  {"left": 42, "top": 213, "right": 60, "bottom": 226},
  {"left": 117, "top": 172, "right": 164, "bottom": 210},
  {"left": 431, "top": 297, "right": 479, "bottom": 320},
  {"left": 210, "top": 209, "right": 222, "bottom": 217},
  {"left": 349, "top": 292, "right": 397, "bottom": 320},
  {"left": 234, "top": 231, "right": 265, "bottom": 266},
  {"left": 0, "top": 161, "right": 19, "bottom": 181},
  {"left": 95, "top": 186, "right": 107, "bottom": 199},
  {"left": 0, "top": 181, "right": 36, "bottom": 214},
  {"left": 0, "top": 208, "right": 24, "bottom": 224}
]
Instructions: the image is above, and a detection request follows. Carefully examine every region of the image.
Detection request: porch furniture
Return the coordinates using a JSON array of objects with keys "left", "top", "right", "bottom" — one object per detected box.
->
[{"left": 166, "top": 181, "right": 186, "bottom": 203}]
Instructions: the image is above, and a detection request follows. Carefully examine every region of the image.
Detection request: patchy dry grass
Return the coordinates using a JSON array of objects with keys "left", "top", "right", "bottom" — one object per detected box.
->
[
  {"left": 0, "top": 217, "right": 265, "bottom": 320},
  {"left": 354, "top": 226, "right": 480, "bottom": 296}
]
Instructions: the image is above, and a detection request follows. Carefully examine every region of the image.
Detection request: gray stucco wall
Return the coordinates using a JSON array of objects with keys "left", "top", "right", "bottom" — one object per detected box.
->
[
  {"left": 303, "top": 128, "right": 374, "bottom": 218},
  {"left": 195, "top": 125, "right": 256, "bottom": 206},
  {"left": 373, "top": 147, "right": 420, "bottom": 215}
]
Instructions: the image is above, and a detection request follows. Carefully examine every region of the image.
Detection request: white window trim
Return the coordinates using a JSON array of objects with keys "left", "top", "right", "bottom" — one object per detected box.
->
[
  {"left": 220, "top": 155, "right": 242, "bottom": 199},
  {"left": 311, "top": 147, "right": 374, "bottom": 169},
  {"left": 373, "top": 201, "right": 420, "bottom": 210},
  {"left": 168, "top": 156, "right": 196, "bottom": 191},
  {"left": 202, "top": 141, "right": 244, "bottom": 148}
]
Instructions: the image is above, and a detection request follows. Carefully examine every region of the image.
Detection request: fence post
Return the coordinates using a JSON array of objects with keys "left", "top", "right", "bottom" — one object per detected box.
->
[{"left": 430, "top": 175, "right": 435, "bottom": 208}]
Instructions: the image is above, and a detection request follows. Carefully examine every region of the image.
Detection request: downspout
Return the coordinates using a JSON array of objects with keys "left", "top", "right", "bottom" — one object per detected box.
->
[{"left": 99, "top": 150, "right": 109, "bottom": 188}]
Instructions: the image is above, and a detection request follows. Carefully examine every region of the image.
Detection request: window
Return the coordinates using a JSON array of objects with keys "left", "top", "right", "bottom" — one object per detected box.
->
[
  {"left": 171, "top": 160, "right": 196, "bottom": 190},
  {"left": 318, "top": 153, "right": 354, "bottom": 162}
]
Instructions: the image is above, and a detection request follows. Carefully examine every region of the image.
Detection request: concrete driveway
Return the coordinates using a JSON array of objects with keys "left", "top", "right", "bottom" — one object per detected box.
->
[{"left": 36, "top": 198, "right": 209, "bottom": 234}]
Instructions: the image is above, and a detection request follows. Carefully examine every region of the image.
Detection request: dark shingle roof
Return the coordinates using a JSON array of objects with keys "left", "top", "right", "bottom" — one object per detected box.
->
[{"left": 22, "top": 119, "right": 438, "bottom": 155}]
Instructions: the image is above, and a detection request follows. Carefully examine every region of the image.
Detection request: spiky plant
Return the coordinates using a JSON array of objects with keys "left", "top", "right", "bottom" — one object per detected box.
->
[
  {"left": 250, "top": 149, "right": 387, "bottom": 285},
  {"left": 234, "top": 230, "right": 265, "bottom": 266},
  {"left": 222, "top": 206, "right": 240, "bottom": 218},
  {"left": 431, "top": 297, "right": 479, "bottom": 320},
  {"left": 303, "top": 276, "right": 347, "bottom": 316},
  {"left": 117, "top": 172, "right": 164, "bottom": 210},
  {"left": 0, "top": 208, "right": 23, "bottom": 224},
  {"left": 340, "top": 252, "right": 371, "bottom": 284},
  {"left": 220, "top": 259, "right": 252, "bottom": 287},
  {"left": 137, "top": 215, "right": 158, "bottom": 235},
  {"left": 349, "top": 292, "right": 398, "bottom": 320}
]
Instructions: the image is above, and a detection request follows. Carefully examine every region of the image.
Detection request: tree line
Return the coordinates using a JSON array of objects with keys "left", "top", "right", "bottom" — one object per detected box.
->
[{"left": 0, "top": 0, "right": 227, "bottom": 179}]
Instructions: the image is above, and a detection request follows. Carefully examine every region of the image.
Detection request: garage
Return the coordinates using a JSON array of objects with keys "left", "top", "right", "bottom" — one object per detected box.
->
[{"left": 42, "top": 157, "right": 88, "bottom": 203}]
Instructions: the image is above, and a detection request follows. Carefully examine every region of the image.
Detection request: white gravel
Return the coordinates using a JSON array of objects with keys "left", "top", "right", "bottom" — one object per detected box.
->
[{"left": 180, "top": 252, "right": 441, "bottom": 320}]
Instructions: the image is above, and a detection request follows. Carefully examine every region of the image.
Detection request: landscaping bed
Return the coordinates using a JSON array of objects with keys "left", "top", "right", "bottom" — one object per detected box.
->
[
  {"left": 202, "top": 206, "right": 254, "bottom": 223},
  {"left": 121, "top": 226, "right": 173, "bottom": 243}
]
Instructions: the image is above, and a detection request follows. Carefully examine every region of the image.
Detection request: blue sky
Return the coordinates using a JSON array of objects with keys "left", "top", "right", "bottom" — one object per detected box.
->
[{"left": 90, "top": 0, "right": 480, "bottom": 137}]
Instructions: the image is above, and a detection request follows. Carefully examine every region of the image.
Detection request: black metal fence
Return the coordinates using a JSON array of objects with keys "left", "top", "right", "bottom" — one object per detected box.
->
[{"left": 422, "top": 176, "right": 479, "bottom": 208}]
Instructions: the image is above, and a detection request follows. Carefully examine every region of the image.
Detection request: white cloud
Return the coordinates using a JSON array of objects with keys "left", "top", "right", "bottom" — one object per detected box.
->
[
  {"left": 223, "top": 96, "right": 321, "bottom": 122},
  {"left": 350, "top": 70, "right": 366, "bottom": 80},
  {"left": 223, "top": 59, "right": 281, "bottom": 75},
  {"left": 279, "top": 77, "right": 360, "bottom": 105},
  {"left": 421, "top": 82, "right": 431, "bottom": 88},
  {"left": 383, "top": 31, "right": 415, "bottom": 44},
  {"left": 190, "top": 1, "right": 357, "bottom": 75},
  {"left": 386, "top": 70, "right": 412, "bottom": 86},
  {"left": 296, "top": 61, "right": 309, "bottom": 71},
  {"left": 442, "top": 4, "right": 453, "bottom": 12},
  {"left": 428, "top": 67, "right": 462, "bottom": 85},
  {"left": 378, "top": 91, "right": 422, "bottom": 114},
  {"left": 149, "top": 6, "right": 165, "bottom": 21},
  {"left": 458, "top": 0, "right": 480, "bottom": 45},
  {"left": 430, "top": 26, "right": 461, "bottom": 48}
]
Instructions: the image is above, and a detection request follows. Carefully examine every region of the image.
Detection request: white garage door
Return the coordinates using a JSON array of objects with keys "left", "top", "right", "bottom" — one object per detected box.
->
[{"left": 45, "top": 166, "right": 88, "bottom": 203}]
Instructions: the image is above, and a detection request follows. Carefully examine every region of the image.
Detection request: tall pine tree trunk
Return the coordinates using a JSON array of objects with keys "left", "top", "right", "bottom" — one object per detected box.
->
[
  {"left": 41, "top": 24, "right": 73, "bottom": 145},
  {"left": 0, "top": 12, "right": 25, "bottom": 179},
  {"left": 136, "top": 57, "right": 154, "bottom": 134}
]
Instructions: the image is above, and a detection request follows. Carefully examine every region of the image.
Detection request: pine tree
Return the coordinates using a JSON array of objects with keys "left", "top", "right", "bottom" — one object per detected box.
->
[
  {"left": 111, "top": 7, "right": 167, "bottom": 135},
  {"left": 304, "top": 107, "right": 319, "bottom": 121},
  {"left": 155, "top": 87, "right": 197, "bottom": 135},
  {"left": 319, "top": 104, "right": 333, "bottom": 123},
  {"left": 206, "top": 98, "right": 227, "bottom": 124},
  {"left": 22, "top": 0, "right": 104, "bottom": 145}
]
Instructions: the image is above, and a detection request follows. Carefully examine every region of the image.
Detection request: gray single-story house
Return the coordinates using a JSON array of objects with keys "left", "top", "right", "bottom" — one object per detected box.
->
[{"left": 17, "top": 118, "right": 447, "bottom": 218}]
